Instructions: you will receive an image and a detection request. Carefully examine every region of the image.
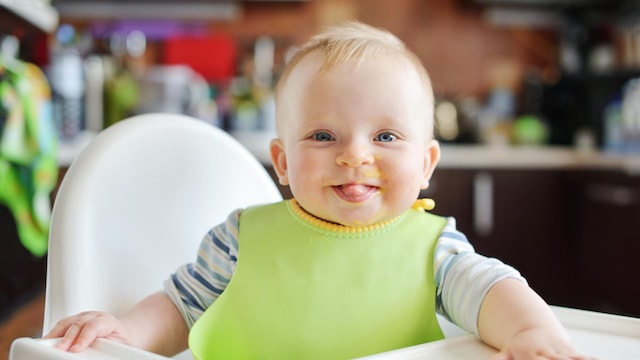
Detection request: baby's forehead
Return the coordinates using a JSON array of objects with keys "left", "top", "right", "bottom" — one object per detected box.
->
[
  {"left": 275, "top": 55, "right": 434, "bottom": 136},
  {"left": 281, "top": 50, "right": 424, "bottom": 92}
]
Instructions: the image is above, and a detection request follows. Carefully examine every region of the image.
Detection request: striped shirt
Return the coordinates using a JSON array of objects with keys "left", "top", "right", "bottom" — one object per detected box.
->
[{"left": 164, "top": 208, "right": 525, "bottom": 338}]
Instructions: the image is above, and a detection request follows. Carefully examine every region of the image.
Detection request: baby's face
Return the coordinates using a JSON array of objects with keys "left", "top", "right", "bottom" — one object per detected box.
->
[{"left": 271, "top": 52, "right": 439, "bottom": 226}]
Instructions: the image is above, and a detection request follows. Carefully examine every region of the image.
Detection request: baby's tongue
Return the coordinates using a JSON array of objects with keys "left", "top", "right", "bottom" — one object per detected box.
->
[{"left": 339, "top": 184, "right": 374, "bottom": 201}]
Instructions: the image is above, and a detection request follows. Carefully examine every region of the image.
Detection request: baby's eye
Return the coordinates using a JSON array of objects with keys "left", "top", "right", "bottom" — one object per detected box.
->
[
  {"left": 375, "top": 132, "right": 397, "bottom": 142},
  {"left": 312, "top": 131, "right": 335, "bottom": 142}
]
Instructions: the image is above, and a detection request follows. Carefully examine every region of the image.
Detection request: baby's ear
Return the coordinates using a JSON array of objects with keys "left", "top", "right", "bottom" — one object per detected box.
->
[
  {"left": 270, "top": 138, "right": 289, "bottom": 185},
  {"left": 421, "top": 140, "right": 440, "bottom": 190}
]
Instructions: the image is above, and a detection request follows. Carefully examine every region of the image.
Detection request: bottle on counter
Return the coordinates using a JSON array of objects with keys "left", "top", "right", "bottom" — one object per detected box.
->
[
  {"left": 103, "top": 31, "right": 143, "bottom": 128},
  {"left": 47, "top": 24, "right": 85, "bottom": 142},
  {"left": 604, "top": 77, "right": 640, "bottom": 153}
]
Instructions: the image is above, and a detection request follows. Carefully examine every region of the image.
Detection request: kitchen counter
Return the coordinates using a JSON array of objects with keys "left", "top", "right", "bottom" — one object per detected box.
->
[
  {"left": 438, "top": 144, "right": 640, "bottom": 173},
  {"left": 57, "top": 129, "right": 640, "bottom": 174}
]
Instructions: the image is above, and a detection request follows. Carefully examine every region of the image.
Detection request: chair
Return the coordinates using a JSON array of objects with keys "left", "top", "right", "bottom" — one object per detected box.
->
[{"left": 10, "top": 113, "right": 283, "bottom": 359}]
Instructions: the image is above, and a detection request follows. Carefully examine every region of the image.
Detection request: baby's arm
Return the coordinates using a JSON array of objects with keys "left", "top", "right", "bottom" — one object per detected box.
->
[
  {"left": 478, "top": 279, "right": 594, "bottom": 360},
  {"left": 435, "top": 217, "right": 594, "bottom": 359},
  {"left": 44, "top": 291, "right": 188, "bottom": 356}
]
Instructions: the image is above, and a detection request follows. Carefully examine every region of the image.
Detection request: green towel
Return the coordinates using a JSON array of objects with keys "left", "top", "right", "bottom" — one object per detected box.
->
[{"left": 0, "top": 56, "right": 58, "bottom": 257}]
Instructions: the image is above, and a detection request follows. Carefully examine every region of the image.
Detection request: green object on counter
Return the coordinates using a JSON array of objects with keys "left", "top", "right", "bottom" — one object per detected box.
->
[
  {"left": 0, "top": 57, "right": 58, "bottom": 257},
  {"left": 513, "top": 115, "right": 548, "bottom": 145},
  {"left": 103, "top": 70, "right": 140, "bottom": 128}
]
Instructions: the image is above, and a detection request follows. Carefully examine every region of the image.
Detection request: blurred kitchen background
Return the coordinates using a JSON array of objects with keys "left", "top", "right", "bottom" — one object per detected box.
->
[
  {"left": 2, "top": 0, "right": 640, "bottom": 355},
  {"left": 6, "top": 0, "right": 640, "bottom": 148}
]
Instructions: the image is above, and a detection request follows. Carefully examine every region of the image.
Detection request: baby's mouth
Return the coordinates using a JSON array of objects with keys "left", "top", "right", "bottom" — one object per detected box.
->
[{"left": 333, "top": 184, "right": 379, "bottom": 203}]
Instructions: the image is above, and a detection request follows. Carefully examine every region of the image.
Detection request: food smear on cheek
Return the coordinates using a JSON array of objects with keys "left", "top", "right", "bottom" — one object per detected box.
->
[{"left": 362, "top": 168, "right": 382, "bottom": 179}]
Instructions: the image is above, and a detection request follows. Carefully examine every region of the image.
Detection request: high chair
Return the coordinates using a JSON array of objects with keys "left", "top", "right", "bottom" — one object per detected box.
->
[
  {"left": 11, "top": 114, "right": 640, "bottom": 359},
  {"left": 9, "top": 113, "right": 283, "bottom": 359}
]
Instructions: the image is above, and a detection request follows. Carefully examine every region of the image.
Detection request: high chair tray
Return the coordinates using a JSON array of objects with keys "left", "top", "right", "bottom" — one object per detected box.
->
[
  {"left": 9, "top": 337, "right": 170, "bottom": 360},
  {"left": 10, "top": 307, "right": 640, "bottom": 360},
  {"left": 358, "top": 306, "right": 640, "bottom": 359}
]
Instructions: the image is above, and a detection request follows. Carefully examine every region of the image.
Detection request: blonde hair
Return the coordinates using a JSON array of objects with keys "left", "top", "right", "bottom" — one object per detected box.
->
[{"left": 275, "top": 21, "right": 435, "bottom": 135}]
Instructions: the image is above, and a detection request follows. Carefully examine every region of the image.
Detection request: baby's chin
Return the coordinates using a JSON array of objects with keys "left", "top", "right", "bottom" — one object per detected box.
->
[
  {"left": 295, "top": 196, "right": 403, "bottom": 227},
  {"left": 322, "top": 209, "right": 400, "bottom": 228}
]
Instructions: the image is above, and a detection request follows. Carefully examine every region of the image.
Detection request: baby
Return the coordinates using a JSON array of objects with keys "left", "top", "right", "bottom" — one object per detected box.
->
[{"left": 46, "top": 21, "right": 593, "bottom": 359}]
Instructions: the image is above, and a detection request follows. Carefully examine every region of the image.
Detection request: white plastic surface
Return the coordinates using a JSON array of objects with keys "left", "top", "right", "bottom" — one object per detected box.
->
[
  {"left": 358, "top": 306, "right": 640, "bottom": 359},
  {"left": 10, "top": 338, "right": 169, "bottom": 360},
  {"left": 10, "top": 307, "right": 639, "bottom": 360},
  {"left": 34, "top": 113, "right": 282, "bottom": 359}
]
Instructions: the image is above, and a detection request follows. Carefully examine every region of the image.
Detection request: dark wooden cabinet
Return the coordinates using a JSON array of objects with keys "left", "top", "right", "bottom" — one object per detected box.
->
[
  {"left": 421, "top": 168, "right": 580, "bottom": 308},
  {"left": 573, "top": 170, "right": 640, "bottom": 317},
  {"left": 0, "top": 168, "right": 67, "bottom": 322},
  {"left": 0, "top": 205, "right": 46, "bottom": 322}
]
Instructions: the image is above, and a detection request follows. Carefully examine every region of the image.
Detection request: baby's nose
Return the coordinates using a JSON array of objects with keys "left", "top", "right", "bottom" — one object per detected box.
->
[{"left": 336, "top": 143, "right": 374, "bottom": 167}]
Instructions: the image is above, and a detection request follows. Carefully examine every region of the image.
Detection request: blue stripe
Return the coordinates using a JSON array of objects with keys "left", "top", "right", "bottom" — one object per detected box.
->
[
  {"left": 171, "top": 273, "right": 201, "bottom": 310},
  {"left": 186, "top": 263, "right": 225, "bottom": 296},
  {"left": 212, "top": 232, "right": 231, "bottom": 256},
  {"left": 193, "top": 271, "right": 224, "bottom": 296}
]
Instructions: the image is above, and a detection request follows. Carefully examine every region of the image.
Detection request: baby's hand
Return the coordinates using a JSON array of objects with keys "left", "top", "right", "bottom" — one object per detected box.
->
[
  {"left": 488, "top": 328, "right": 597, "bottom": 360},
  {"left": 44, "top": 311, "right": 131, "bottom": 352}
]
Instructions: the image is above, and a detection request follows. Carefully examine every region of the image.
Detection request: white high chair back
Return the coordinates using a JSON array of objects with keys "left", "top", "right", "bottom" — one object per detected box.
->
[{"left": 41, "top": 113, "right": 282, "bottom": 356}]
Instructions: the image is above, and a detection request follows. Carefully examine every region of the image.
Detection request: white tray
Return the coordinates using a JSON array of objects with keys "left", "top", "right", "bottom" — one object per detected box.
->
[
  {"left": 10, "top": 307, "right": 640, "bottom": 359},
  {"left": 10, "top": 337, "right": 169, "bottom": 360},
  {"left": 358, "top": 307, "right": 640, "bottom": 359}
]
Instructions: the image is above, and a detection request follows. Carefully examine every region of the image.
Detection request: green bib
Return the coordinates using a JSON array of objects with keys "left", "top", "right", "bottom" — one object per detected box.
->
[{"left": 189, "top": 200, "right": 446, "bottom": 359}]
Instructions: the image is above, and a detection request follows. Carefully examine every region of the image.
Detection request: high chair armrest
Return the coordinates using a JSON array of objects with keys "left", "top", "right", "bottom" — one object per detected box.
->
[{"left": 9, "top": 337, "right": 171, "bottom": 360}]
